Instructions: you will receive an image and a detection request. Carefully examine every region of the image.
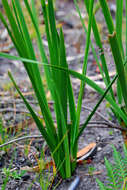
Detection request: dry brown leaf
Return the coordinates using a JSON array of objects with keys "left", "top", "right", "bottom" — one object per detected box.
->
[{"left": 77, "top": 142, "right": 96, "bottom": 158}]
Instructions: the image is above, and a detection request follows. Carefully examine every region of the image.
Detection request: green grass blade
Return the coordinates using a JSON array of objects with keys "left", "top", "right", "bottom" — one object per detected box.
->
[
  {"left": 84, "top": 0, "right": 115, "bottom": 100},
  {"left": 123, "top": 144, "right": 127, "bottom": 157},
  {"left": 11, "top": 0, "right": 25, "bottom": 42},
  {"left": 59, "top": 28, "right": 68, "bottom": 123},
  {"left": 41, "top": 0, "right": 53, "bottom": 59},
  {"left": 0, "top": 1, "right": 34, "bottom": 80},
  {"left": 99, "top": 0, "right": 127, "bottom": 109},
  {"left": 72, "top": 0, "right": 94, "bottom": 155},
  {"left": 52, "top": 82, "right": 71, "bottom": 178},
  {"left": 1, "top": 0, "right": 26, "bottom": 53},
  {"left": 74, "top": 0, "right": 105, "bottom": 85},
  {"left": 116, "top": 80, "right": 122, "bottom": 105},
  {"left": 99, "top": 0, "right": 114, "bottom": 34},
  {"left": 41, "top": 0, "right": 72, "bottom": 177},
  {"left": 116, "top": 0, "right": 124, "bottom": 57},
  {"left": 41, "top": 0, "right": 61, "bottom": 119},
  {"left": 69, "top": 69, "right": 127, "bottom": 125},
  {"left": 1, "top": 52, "right": 127, "bottom": 126},
  {"left": 2, "top": 0, "right": 57, "bottom": 145},
  {"left": 1, "top": 0, "right": 37, "bottom": 84},
  {"left": 60, "top": 28, "right": 77, "bottom": 172},
  {"left": 24, "top": 0, "right": 58, "bottom": 121},
  {"left": 14, "top": 0, "right": 36, "bottom": 58},
  {"left": 8, "top": 72, "right": 55, "bottom": 152},
  {"left": 18, "top": 0, "right": 57, "bottom": 141},
  {"left": 126, "top": 0, "right": 127, "bottom": 57},
  {"left": 57, "top": 28, "right": 72, "bottom": 177},
  {"left": 8, "top": 71, "right": 63, "bottom": 176},
  {"left": 24, "top": 0, "right": 53, "bottom": 97},
  {"left": 75, "top": 74, "right": 118, "bottom": 143},
  {"left": 59, "top": 28, "right": 76, "bottom": 122},
  {"left": 116, "top": 0, "right": 124, "bottom": 105},
  {"left": 108, "top": 32, "right": 127, "bottom": 109},
  {"left": 47, "top": 0, "right": 59, "bottom": 64},
  {"left": 0, "top": 12, "right": 21, "bottom": 54}
]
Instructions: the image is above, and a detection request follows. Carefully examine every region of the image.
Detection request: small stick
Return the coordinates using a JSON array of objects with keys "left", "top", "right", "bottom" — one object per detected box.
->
[
  {"left": 0, "top": 122, "right": 126, "bottom": 148},
  {"left": 82, "top": 105, "right": 119, "bottom": 128},
  {"left": 86, "top": 124, "right": 127, "bottom": 132},
  {"left": 0, "top": 135, "right": 42, "bottom": 148}
]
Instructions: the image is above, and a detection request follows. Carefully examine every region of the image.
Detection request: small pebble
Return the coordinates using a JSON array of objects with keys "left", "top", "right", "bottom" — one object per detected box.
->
[
  {"left": 96, "top": 136, "right": 101, "bottom": 142},
  {"left": 97, "top": 147, "right": 102, "bottom": 151},
  {"left": 0, "top": 29, "right": 8, "bottom": 40}
]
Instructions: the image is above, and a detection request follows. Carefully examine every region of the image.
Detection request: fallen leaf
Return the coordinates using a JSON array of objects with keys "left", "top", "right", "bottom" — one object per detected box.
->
[{"left": 77, "top": 142, "right": 96, "bottom": 158}]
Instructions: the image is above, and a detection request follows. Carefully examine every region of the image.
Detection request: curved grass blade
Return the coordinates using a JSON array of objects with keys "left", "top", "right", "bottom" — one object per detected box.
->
[
  {"left": 8, "top": 71, "right": 69, "bottom": 178},
  {"left": 8, "top": 72, "right": 56, "bottom": 152},
  {"left": 1, "top": 53, "right": 127, "bottom": 126},
  {"left": 1, "top": 0, "right": 57, "bottom": 143},
  {"left": 75, "top": 74, "right": 118, "bottom": 143}
]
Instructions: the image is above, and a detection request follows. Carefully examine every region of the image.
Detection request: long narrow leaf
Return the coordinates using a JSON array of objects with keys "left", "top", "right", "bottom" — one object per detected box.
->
[
  {"left": 126, "top": 0, "right": 127, "bottom": 57},
  {"left": 1, "top": 53, "right": 127, "bottom": 126},
  {"left": 71, "top": 0, "right": 94, "bottom": 159},
  {"left": 99, "top": 0, "right": 127, "bottom": 109},
  {"left": 116, "top": 0, "right": 124, "bottom": 57},
  {"left": 24, "top": 0, "right": 53, "bottom": 97},
  {"left": 74, "top": 0, "right": 105, "bottom": 85},
  {"left": 8, "top": 72, "right": 54, "bottom": 152},
  {"left": 84, "top": 0, "right": 115, "bottom": 100}
]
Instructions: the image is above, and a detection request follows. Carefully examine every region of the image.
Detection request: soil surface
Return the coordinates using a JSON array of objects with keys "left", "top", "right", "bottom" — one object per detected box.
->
[{"left": 0, "top": 0, "right": 125, "bottom": 190}]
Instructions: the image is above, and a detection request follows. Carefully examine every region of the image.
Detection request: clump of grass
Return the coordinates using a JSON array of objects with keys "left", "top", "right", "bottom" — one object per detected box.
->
[
  {"left": 1, "top": 0, "right": 127, "bottom": 180},
  {"left": 0, "top": 0, "right": 95, "bottom": 178}
]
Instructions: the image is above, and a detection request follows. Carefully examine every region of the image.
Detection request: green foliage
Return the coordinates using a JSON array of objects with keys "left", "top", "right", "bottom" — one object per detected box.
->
[
  {"left": 1, "top": 0, "right": 127, "bottom": 180},
  {"left": 73, "top": 0, "right": 127, "bottom": 131},
  {"left": 0, "top": 117, "right": 10, "bottom": 152},
  {"left": 83, "top": 0, "right": 127, "bottom": 123},
  {"left": 0, "top": 118, "right": 5, "bottom": 144},
  {"left": 0, "top": 0, "right": 96, "bottom": 179},
  {"left": 1, "top": 151, "right": 16, "bottom": 190},
  {"left": 80, "top": 0, "right": 127, "bottom": 138},
  {"left": 2, "top": 168, "right": 26, "bottom": 180},
  {"left": 97, "top": 145, "right": 127, "bottom": 190},
  {"left": 88, "top": 166, "right": 96, "bottom": 176}
]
